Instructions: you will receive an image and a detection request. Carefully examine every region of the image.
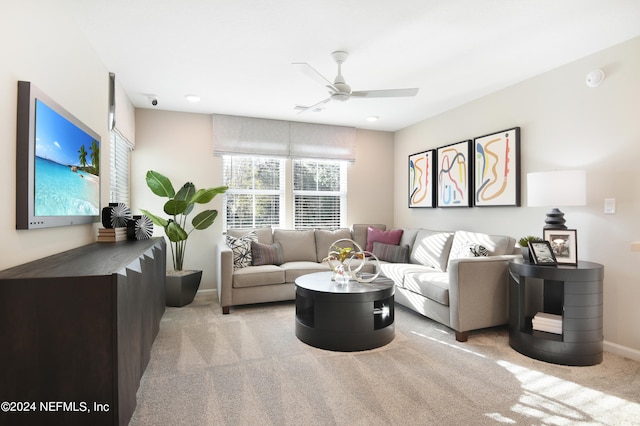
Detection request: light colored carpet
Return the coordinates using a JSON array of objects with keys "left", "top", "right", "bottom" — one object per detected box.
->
[{"left": 130, "top": 294, "right": 640, "bottom": 425}]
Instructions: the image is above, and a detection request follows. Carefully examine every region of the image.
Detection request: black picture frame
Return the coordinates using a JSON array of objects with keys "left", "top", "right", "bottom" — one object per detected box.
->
[
  {"left": 473, "top": 127, "right": 521, "bottom": 207},
  {"left": 529, "top": 241, "right": 557, "bottom": 266},
  {"left": 544, "top": 229, "right": 578, "bottom": 265},
  {"left": 408, "top": 149, "right": 436, "bottom": 208},
  {"left": 436, "top": 140, "right": 472, "bottom": 207}
]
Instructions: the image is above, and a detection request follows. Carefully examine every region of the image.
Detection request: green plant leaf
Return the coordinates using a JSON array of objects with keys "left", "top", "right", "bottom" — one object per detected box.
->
[
  {"left": 192, "top": 210, "right": 218, "bottom": 230},
  {"left": 140, "top": 209, "right": 168, "bottom": 227},
  {"left": 146, "top": 170, "right": 175, "bottom": 198},
  {"left": 175, "top": 182, "right": 196, "bottom": 201},
  {"left": 165, "top": 220, "right": 188, "bottom": 242},
  {"left": 164, "top": 199, "right": 188, "bottom": 216},
  {"left": 191, "top": 186, "right": 228, "bottom": 204}
]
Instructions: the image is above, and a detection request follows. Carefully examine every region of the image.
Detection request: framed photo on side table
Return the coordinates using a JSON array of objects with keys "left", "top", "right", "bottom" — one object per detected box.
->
[
  {"left": 529, "top": 241, "right": 557, "bottom": 266},
  {"left": 544, "top": 229, "right": 578, "bottom": 265}
]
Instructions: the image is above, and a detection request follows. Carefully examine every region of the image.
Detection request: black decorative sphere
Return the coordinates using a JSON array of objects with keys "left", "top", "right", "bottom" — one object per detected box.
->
[
  {"left": 127, "top": 215, "right": 154, "bottom": 240},
  {"left": 101, "top": 202, "right": 132, "bottom": 228}
]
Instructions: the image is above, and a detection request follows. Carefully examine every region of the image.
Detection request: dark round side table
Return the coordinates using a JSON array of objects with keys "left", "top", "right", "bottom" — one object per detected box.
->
[{"left": 508, "top": 258, "right": 604, "bottom": 366}]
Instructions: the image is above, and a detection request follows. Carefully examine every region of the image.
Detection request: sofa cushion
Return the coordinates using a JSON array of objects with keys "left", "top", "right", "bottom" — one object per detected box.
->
[
  {"left": 232, "top": 265, "right": 285, "bottom": 288},
  {"left": 226, "top": 231, "right": 258, "bottom": 269},
  {"left": 372, "top": 242, "right": 410, "bottom": 263},
  {"left": 227, "top": 226, "right": 273, "bottom": 244},
  {"left": 366, "top": 227, "right": 403, "bottom": 252},
  {"left": 251, "top": 241, "right": 284, "bottom": 266},
  {"left": 399, "top": 227, "right": 420, "bottom": 253},
  {"left": 315, "top": 228, "right": 353, "bottom": 262},
  {"left": 280, "top": 261, "right": 329, "bottom": 283},
  {"left": 404, "top": 272, "right": 450, "bottom": 306},
  {"left": 352, "top": 224, "right": 386, "bottom": 252},
  {"left": 379, "top": 263, "right": 436, "bottom": 288},
  {"left": 410, "top": 229, "right": 454, "bottom": 272},
  {"left": 273, "top": 229, "right": 317, "bottom": 262}
]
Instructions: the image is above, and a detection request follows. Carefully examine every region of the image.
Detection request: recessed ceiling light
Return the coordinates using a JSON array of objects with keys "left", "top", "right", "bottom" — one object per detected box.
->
[
  {"left": 366, "top": 115, "right": 379, "bottom": 122},
  {"left": 185, "top": 94, "right": 200, "bottom": 103}
]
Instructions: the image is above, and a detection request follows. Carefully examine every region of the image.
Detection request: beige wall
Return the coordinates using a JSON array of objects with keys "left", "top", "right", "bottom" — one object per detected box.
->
[
  {"left": 0, "top": 2, "right": 109, "bottom": 270},
  {"left": 131, "top": 110, "right": 395, "bottom": 291},
  {"left": 394, "top": 36, "right": 640, "bottom": 358}
]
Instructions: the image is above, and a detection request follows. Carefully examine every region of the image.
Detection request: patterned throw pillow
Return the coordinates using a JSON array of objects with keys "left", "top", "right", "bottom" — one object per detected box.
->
[
  {"left": 251, "top": 241, "right": 284, "bottom": 266},
  {"left": 226, "top": 231, "right": 258, "bottom": 269},
  {"left": 372, "top": 242, "right": 410, "bottom": 263},
  {"left": 456, "top": 243, "right": 489, "bottom": 258}
]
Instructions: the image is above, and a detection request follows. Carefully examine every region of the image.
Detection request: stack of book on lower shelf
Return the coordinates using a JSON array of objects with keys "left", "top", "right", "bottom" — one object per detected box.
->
[
  {"left": 532, "top": 312, "right": 563, "bottom": 334},
  {"left": 97, "top": 227, "right": 127, "bottom": 242}
]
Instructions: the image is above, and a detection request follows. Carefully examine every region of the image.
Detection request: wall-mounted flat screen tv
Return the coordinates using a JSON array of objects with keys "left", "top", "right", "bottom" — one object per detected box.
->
[{"left": 16, "top": 81, "right": 101, "bottom": 229}]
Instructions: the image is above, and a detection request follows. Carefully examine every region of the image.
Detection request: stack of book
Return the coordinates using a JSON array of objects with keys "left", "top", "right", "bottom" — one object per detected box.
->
[
  {"left": 97, "top": 227, "right": 128, "bottom": 242},
  {"left": 532, "top": 312, "right": 562, "bottom": 334}
]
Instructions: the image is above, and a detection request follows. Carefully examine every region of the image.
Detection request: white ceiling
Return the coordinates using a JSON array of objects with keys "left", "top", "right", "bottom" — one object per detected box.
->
[{"left": 65, "top": 0, "right": 640, "bottom": 132}]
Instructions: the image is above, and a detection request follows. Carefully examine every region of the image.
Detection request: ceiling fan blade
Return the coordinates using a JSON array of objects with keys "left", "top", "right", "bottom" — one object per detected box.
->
[
  {"left": 292, "top": 62, "right": 338, "bottom": 92},
  {"left": 295, "top": 97, "right": 332, "bottom": 114},
  {"left": 350, "top": 88, "right": 419, "bottom": 98}
]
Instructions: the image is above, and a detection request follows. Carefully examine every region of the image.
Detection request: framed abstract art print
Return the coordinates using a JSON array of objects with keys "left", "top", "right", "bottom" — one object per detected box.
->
[
  {"left": 437, "top": 140, "right": 472, "bottom": 207},
  {"left": 409, "top": 150, "right": 436, "bottom": 208},
  {"left": 473, "top": 127, "right": 520, "bottom": 207}
]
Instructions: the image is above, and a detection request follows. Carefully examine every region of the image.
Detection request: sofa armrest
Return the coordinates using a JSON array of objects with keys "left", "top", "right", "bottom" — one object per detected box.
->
[
  {"left": 447, "top": 255, "right": 517, "bottom": 334},
  {"left": 216, "top": 241, "right": 234, "bottom": 313}
]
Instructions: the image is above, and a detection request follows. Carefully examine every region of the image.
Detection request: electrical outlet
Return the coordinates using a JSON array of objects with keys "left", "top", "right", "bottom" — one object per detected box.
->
[{"left": 604, "top": 198, "right": 616, "bottom": 214}]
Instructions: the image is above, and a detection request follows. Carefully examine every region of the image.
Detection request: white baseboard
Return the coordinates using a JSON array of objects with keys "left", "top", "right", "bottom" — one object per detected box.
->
[
  {"left": 604, "top": 340, "right": 640, "bottom": 362},
  {"left": 197, "top": 289, "right": 217, "bottom": 296}
]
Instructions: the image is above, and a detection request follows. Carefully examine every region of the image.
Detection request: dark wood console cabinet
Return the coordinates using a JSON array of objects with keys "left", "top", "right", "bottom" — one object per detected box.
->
[
  {"left": 0, "top": 238, "right": 166, "bottom": 425},
  {"left": 508, "top": 258, "right": 604, "bottom": 366}
]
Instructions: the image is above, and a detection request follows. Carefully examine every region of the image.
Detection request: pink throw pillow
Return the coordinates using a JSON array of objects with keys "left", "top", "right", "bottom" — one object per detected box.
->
[{"left": 366, "top": 227, "right": 403, "bottom": 252}]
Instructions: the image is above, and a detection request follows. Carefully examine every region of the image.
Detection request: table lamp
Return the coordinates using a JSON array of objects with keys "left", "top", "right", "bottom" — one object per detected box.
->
[{"left": 527, "top": 170, "right": 586, "bottom": 229}]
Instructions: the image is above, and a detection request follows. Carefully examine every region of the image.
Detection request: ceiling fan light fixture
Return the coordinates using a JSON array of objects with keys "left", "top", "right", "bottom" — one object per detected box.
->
[{"left": 331, "top": 92, "right": 350, "bottom": 102}]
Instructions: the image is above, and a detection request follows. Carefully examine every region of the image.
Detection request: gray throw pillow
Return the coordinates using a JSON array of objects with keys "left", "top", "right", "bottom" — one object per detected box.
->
[{"left": 372, "top": 242, "right": 410, "bottom": 263}]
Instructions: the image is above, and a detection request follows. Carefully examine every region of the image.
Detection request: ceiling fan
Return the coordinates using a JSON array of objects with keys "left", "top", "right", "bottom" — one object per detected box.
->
[{"left": 292, "top": 51, "right": 419, "bottom": 113}]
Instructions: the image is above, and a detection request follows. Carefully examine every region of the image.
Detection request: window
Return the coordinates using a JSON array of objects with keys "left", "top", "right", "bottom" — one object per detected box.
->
[
  {"left": 222, "top": 156, "right": 285, "bottom": 229},
  {"left": 293, "top": 159, "right": 347, "bottom": 229},
  {"left": 109, "top": 131, "right": 132, "bottom": 204}
]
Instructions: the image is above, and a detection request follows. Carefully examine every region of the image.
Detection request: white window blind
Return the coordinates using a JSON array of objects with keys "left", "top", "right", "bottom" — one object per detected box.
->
[
  {"left": 109, "top": 130, "right": 132, "bottom": 204},
  {"left": 293, "top": 159, "right": 347, "bottom": 229},
  {"left": 222, "top": 156, "right": 285, "bottom": 229}
]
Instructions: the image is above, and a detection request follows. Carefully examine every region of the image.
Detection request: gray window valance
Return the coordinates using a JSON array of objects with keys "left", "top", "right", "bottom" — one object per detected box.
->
[{"left": 212, "top": 114, "right": 355, "bottom": 161}]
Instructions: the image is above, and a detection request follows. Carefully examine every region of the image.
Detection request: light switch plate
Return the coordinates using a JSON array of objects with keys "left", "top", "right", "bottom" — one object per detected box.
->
[
  {"left": 604, "top": 198, "right": 616, "bottom": 214},
  {"left": 632, "top": 242, "right": 640, "bottom": 252}
]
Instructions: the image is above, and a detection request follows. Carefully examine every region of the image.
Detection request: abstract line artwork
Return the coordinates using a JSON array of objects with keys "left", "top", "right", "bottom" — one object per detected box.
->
[
  {"left": 408, "top": 150, "right": 435, "bottom": 208},
  {"left": 473, "top": 127, "right": 520, "bottom": 207},
  {"left": 437, "top": 140, "right": 472, "bottom": 207}
]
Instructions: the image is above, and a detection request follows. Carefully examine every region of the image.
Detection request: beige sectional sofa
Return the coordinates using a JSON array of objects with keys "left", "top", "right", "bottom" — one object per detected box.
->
[{"left": 217, "top": 224, "right": 516, "bottom": 342}]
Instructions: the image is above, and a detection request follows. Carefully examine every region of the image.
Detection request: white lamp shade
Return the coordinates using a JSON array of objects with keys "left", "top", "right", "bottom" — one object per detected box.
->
[{"left": 527, "top": 170, "right": 586, "bottom": 207}]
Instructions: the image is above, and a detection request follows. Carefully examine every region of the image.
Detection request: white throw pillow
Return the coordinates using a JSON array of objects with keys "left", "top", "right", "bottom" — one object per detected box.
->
[{"left": 226, "top": 231, "right": 258, "bottom": 269}]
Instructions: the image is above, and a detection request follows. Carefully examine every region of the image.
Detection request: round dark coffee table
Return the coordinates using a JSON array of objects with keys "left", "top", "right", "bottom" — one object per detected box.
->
[{"left": 295, "top": 271, "right": 395, "bottom": 351}]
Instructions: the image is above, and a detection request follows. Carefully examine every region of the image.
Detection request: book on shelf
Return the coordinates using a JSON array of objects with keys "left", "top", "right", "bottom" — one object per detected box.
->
[
  {"left": 532, "top": 312, "right": 562, "bottom": 334},
  {"left": 97, "top": 227, "right": 128, "bottom": 242},
  {"left": 98, "top": 227, "right": 127, "bottom": 235}
]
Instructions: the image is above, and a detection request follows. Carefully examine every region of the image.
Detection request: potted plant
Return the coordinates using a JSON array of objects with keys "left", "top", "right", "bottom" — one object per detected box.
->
[
  {"left": 518, "top": 235, "right": 544, "bottom": 262},
  {"left": 141, "top": 170, "right": 227, "bottom": 307}
]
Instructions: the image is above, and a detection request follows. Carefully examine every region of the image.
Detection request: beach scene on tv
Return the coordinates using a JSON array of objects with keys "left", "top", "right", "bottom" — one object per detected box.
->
[{"left": 34, "top": 99, "right": 100, "bottom": 217}]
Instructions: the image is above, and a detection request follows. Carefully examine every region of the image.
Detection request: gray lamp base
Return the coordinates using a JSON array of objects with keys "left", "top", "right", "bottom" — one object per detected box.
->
[{"left": 544, "top": 208, "right": 567, "bottom": 229}]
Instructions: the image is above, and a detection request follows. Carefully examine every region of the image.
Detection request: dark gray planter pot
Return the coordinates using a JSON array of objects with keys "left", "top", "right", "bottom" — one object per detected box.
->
[
  {"left": 520, "top": 247, "right": 532, "bottom": 263},
  {"left": 165, "top": 270, "right": 202, "bottom": 307}
]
